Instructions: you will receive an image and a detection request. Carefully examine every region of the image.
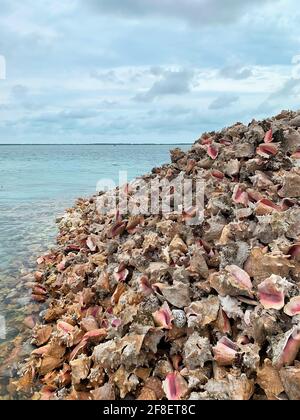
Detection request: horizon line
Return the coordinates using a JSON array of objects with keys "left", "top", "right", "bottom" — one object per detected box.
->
[{"left": 0, "top": 143, "right": 193, "bottom": 146}]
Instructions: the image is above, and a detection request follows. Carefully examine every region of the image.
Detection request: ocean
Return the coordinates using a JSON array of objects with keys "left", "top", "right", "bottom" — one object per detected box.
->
[{"left": 0, "top": 144, "right": 190, "bottom": 397}]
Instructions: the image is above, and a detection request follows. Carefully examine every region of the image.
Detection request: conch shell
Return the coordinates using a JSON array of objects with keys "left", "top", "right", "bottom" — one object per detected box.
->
[
  {"left": 213, "top": 337, "right": 239, "bottom": 366},
  {"left": 284, "top": 296, "right": 300, "bottom": 317},
  {"left": 162, "top": 372, "right": 188, "bottom": 400},
  {"left": 257, "top": 275, "right": 285, "bottom": 310}
]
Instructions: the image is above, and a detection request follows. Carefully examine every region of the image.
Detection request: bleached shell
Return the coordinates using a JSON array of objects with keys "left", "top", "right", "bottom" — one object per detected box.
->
[
  {"left": 183, "top": 332, "right": 212, "bottom": 369},
  {"left": 185, "top": 296, "right": 220, "bottom": 328},
  {"left": 256, "top": 359, "right": 284, "bottom": 400},
  {"left": 209, "top": 267, "right": 253, "bottom": 298},
  {"left": 70, "top": 355, "right": 91, "bottom": 385},
  {"left": 244, "top": 247, "right": 294, "bottom": 285},
  {"left": 153, "top": 281, "right": 191, "bottom": 308},
  {"left": 279, "top": 366, "right": 300, "bottom": 400}
]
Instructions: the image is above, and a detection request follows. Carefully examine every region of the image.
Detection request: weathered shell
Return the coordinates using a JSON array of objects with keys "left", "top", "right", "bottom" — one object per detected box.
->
[
  {"left": 209, "top": 265, "right": 253, "bottom": 297},
  {"left": 212, "top": 337, "right": 239, "bottom": 366},
  {"left": 153, "top": 281, "right": 191, "bottom": 308},
  {"left": 272, "top": 326, "right": 300, "bottom": 368},
  {"left": 279, "top": 365, "right": 300, "bottom": 400},
  {"left": 256, "top": 358, "right": 284, "bottom": 400},
  {"left": 183, "top": 332, "right": 212, "bottom": 369},
  {"left": 244, "top": 247, "right": 294, "bottom": 285},
  {"left": 185, "top": 296, "right": 220, "bottom": 328},
  {"left": 70, "top": 355, "right": 91, "bottom": 385}
]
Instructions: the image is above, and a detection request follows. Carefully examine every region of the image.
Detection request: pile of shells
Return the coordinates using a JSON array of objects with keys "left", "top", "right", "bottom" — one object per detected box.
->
[{"left": 14, "top": 110, "right": 300, "bottom": 400}]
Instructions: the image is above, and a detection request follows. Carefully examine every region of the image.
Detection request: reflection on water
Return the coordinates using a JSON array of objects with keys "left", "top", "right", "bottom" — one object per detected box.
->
[{"left": 0, "top": 200, "right": 68, "bottom": 399}]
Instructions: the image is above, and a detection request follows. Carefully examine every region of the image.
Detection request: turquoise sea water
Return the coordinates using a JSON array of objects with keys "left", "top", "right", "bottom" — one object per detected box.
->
[
  {"left": 0, "top": 144, "right": 190, "bottom": 275},
  {"left": 0, "top": 144, "right": 190, "bottom": 397}
]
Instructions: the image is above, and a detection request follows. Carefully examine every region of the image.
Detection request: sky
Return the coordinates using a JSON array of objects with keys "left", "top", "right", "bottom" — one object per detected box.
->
[{"left": 0, "top": 0, "right": 300, "bottom": 144}]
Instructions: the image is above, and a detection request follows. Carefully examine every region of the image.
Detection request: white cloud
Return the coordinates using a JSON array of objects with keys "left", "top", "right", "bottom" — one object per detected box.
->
[
  {"left": 0, "top": 0, "right": 299, "bottom": 143},
  {"left": 134, "top": 69, "right": 195, "bottom": 102},
  {"left": 219, "top": 65, "right": 253, "bottom": 80},
  {"left": 87, "top": 0, "right": 277, "bottom": 25}
]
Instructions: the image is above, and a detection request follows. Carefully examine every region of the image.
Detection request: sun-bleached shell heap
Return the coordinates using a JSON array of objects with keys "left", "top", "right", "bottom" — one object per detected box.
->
[{"left": 15, "top": 109, "right": 300, "bottom": 400}]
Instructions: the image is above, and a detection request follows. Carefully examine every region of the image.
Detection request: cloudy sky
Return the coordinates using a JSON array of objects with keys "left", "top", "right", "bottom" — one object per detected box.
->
[{"left": 0, "top": 0, "right": 300, "bottom": 144}]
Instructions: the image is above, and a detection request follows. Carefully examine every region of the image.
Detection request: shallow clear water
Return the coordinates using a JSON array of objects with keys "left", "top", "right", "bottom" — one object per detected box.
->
[
  {"left": 0, "top": 144, "right": 190, "bottom": 276},
  {"left": 0, "top": 144, "right": 190, "bottom": 398}
]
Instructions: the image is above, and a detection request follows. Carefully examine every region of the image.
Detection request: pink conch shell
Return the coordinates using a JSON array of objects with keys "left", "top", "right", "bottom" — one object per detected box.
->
[
  {"left": 139, "top": 275, "right": 153, "bottom": 295},
  {"left": 34, "top": 271, "right": 43, "bottom": 282},
  {"left": 273, "top": 327, "right": 300, "bottom": 368},
  {"left": 162, "top": 372, "right": 188, "bottom": 400},
  {"left": 201, "top": 137, "right": 213, "bottom": 145},
  {"left": 57, "top": 260, "right": 67, "bottom": 271},
  {"left": 220, "top": 138, "right": 232, "bottom": 146},
  {"left": 225, "top": 265, "right": 253, "bottom": 291},
  {"left": 113, "top": 264, "right": 129, "bottom": 282},
  {"left": 86, "top": 236, "right": 97, "bottom": 252},
  {"left": 57, "top": 321, "right": 75, "bottom": 334},
  {"left": 182, "top": 206, "right": 198, "bottom": 222},
  {"left": 23, "top": 315, "right": 36, "bottom": 329},
  {"left": 211, "top": 170, "right": 224, "bottom": 180},
  {"left": 207, "top": 145, "right": 219, "bottom": 160},
  {"left": 232, "top": 185, "right": 249, "bottom": 206},
  {"left": 288, "top": 244, "right": 300, "bottom": 261},
  {"left": 152, "top": 302, "right": 174, "bottom": 329},
  {"left": 69, "top": 340, "right": 88, "bottom": 361},
  {"left": 36, "top": 256, "right": 45, "bottom": 265},
  {"left": 213, "top": 337, "right": 239, "bottom": 366},
  {"left": 257, "top": 275, "right": 285, "bottom": 310},
  {"left": 256, "top": 144, "right": 278, "bottom": 158},
  {"left": 255, "top": 198, "right": 283, "bottom": 215},
  {"left": 216, "top": 309, "right": 232, "bottom": 335},
  {"left": 126, "top": 216, "right": 142, "bottom": 234},
  {"left": 247, "top": 189, "right": 263, "bottom": 203},
  {"left": 70, "top": 329, "right": 107, "bottom": 361},
  {"left": 264, "top": 129, "right": 273, "bottom": 143},
  {"left": 186, "top": 159, "right": 196, "bottom": 173},
  {"left": 107, "top": 221, "right": 127, "bottom": 238},
  {"left": 32, "top": 294, "right": 47, "bottom": 302},
  {"left": 40, "top": 386, "right": 55, "bottom": 401},
  {"left": 197, "top": 238, "right": 213, "bottom": 256},
  {"left": 291, "top": 150, "right": 300, "bottom": 159},
  {"left": 82, "top": 328, "right": 107, "bottom": 342},
  {"left": 111, "top": 318, "right": 122, "bottom": 328},
  {"left": 284, "top": 296, "right": 300, "bottom": 317},
  {"left": 32, "top": 285, "right": 47, "bottom": 296},
  {"left": 281, "top": 198, "right": 296, "bottom": 211}
]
